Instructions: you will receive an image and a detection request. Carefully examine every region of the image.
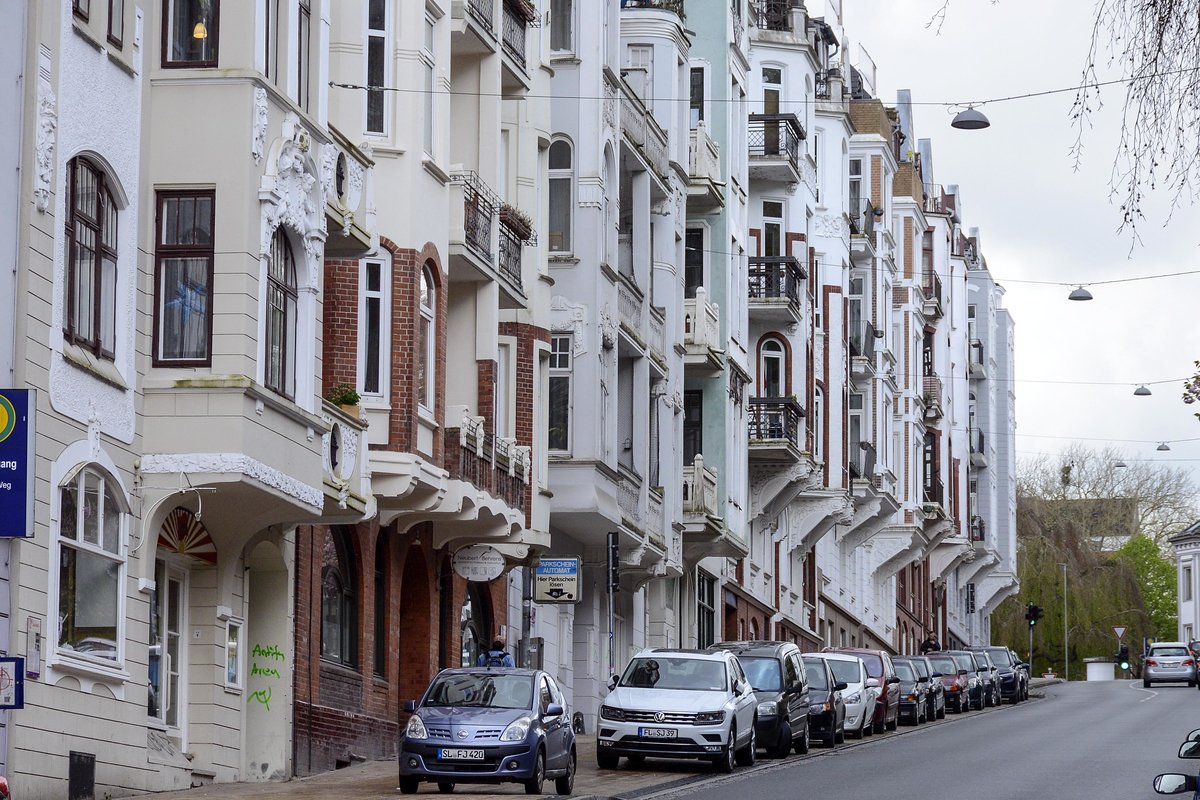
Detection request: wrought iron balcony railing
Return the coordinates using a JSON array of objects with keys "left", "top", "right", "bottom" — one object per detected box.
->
[
  {"left": 748, "top": 397, "right": 804, "bottom": 444},
  {"left": 923, "top": 472, "right": 944, "bottom": 508},
  {"left": 467, "top": 0, "right": 494, "bottom": 35},
  {"left": 498, "top": 223, "right": 524, "bottom": 289},
  {"left": 501, "top": 0, "right": 529, "bottom": 68},
  {"left": 748, "top": 113, "right": 804, "bottom": 166},
  {"left": 748, "top": 255, "right": 805, "bottom": 307},
  {"left": 849, "top": 440, "right": 877, "bottom": 481},
  {"left": 750, "top": 0, "right": 795, "bottom": 31},
  {"left": 619, "top": 0, "right": 685, "bottom": 17}
]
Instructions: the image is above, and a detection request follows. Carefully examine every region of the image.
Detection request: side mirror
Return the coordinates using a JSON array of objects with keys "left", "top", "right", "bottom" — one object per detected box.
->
[
  {"left": 1179, "top": 741, "right": 1200, "bottom": 759},
  {"left": 888, "top": 676, "right": 901, "bottom": 685},
  {"left": 865, "top": 677, "right": 880, "bottom": 689},
  {"left": 1154, "top": 774, "right": 1198, "bottom": 795},
  {"left": 958, "top": 669, "right": 969, "bottom": 676},
  {"left": 1187, "top": 728, "right": 1200, "bottom": 743},
  {"left": 931, "top": 672, "right": 943, "bottom": 679},
  {"left": 733, "top": 679, "right": 745, "bottom": 694},
  {"left": 608, "top": 674, "right": 620, "bottom": 691},
  {"left": 545, "top": 702, "right": 564, "bottom": 718},
  {"left": 834, "top": 681, "right": 848, "bottom": 692},
  {"left": 403, "top": 700, "right": 418, "bottom": 713},
  {"left": 916, "top": 676, "right": 929, "bottom": 683}
]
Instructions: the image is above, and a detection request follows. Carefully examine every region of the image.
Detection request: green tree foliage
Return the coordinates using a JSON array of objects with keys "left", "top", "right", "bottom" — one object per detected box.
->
[{"left": 1117, "top": 535, "right": 1179, "bottom": 640}]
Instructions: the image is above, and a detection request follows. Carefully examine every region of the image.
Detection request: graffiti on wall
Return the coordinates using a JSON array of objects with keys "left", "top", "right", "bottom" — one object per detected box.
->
[{"left": 249, "top": 644, "right": 285, "bottom": 711}]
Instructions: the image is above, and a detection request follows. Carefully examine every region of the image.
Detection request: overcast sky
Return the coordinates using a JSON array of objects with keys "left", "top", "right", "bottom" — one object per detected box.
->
[{"left": 834, "top": 0, "right": 1200, "bottom": 505}]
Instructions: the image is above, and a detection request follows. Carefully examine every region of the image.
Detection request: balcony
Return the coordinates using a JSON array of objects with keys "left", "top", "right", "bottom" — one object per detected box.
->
[
  {"left": 619, "top": 0, "right": 685, "bottom": 17},
  {"left": 748, "top": 256, "right": 805, "bottom": 322},
  {"left": 320, "top": 401, "right": 373, "bottom": 519},
  {"left": 921, "top": 269, "right": 943, "bottom": 320},
  {"left": 323, "top": 127, "right": 376, "bottom": 257},
  {"left": 748, "top": 397, "right": 805, "bottom": 462},
  {"left": 748, "top": 113, "right": 804, "bottom": 183},
  {"left": 923, "top": 375, "right": 944, "bottom": 421},
  {"left": 452, "top": 0, "right": 498, "bottom": 55},
  {"left": 688, "top": 122, "right": 724, "bottom": 212},
  {"left": 683, "top": 287, "right": 724, "bottom": 374},
  {"left": 923, "top": 182, "right": 954, "bottom": 217},
  {"left": 849, "top": 321, "right": 878, "bottom": 378},
  {"left": 970, "top": 428, "right": 988, "bottom": 468},
  {"left": 620, "top": 81, "right": 671, "bottom": 182},
  {"left": 969, "top": 338, "right": 987, "bottom": 379},
  {"left": 750, "top": 0, "right": 798, "bottom": 31},
  {"left": 648, "top": 306, "right": 666, "bottom": 360},
  {"left": 848, "top": 198, "right": 878, "bottom": 265},
  {"left": 970, "top": 515, "right": 986, "bottom": 543},
  {"left": 500, "top": 0, "right": 535, "bottom": 90},
  {"left": 923, "top": 472, "right": 945, "bottom": 515},
  {"left": 848, "top": 440, "right": 877, "bottom": 482},
  {"left": 680, "top": 454, "right": 747, "bottom": 561},
  {"left": 617, "top": 275, "right": 647, "bottom": 347},
  {"left": 449, "top": 171, "right": 526, "bottom": 308},
  {"left": 446, "top": 416, "right": 530, "bottom": 514},
  {"left": 682, "top": 455, "right": 717, "bottom": 516}
]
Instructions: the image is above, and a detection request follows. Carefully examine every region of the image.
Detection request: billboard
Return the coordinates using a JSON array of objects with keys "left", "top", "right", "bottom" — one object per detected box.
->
[{"left": 0, "top": 389, "right": 34, "bottom": 538}]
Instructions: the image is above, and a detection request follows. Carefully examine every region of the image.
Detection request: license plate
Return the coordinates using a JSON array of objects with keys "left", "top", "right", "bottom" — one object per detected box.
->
[
  {"left": 638, "top": 727, "right": 676, "bottom": 739},
  {"left": 437, "top": 748, "right": 485, "bottom": 760}
]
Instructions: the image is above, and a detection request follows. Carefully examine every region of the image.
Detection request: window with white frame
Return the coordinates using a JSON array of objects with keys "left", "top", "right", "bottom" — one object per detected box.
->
[
  {"left": 225, "top": 618, "right": 244, "bottom": 689},
  {"left": 56, "top": 467, "right": 126, "bottom": 664},
  {"left": 812, "top": 131, "right": 822, "bottom": 203},
  {"left": 548, "top": 335, "right": 571, "bottom": 451},
  {"left": 759, "top": 337, "right": 785, "bottom": 397},
  {"left": 762, "top": 200, "right": 784, "bottom": 257},
  {"left": 684, "top": 227, "right": 704, "bottom": 298},
  {"left": 689, "top": 67, "right": 705, "bottom": 128},
  {"left": 358, "top": 256, "right": 391, "bottom": 400},
  {"left": 366, "top": 0, "right": 387, "bottom": 134},
  {"left": 627, "top": 45, "right": 653, "bottom": 105},
  {"left": 550, "top": 0, "right": 572, "bottom": 51},
  {"left": 697, "top": 571, "right": 716, "bottom": 649},
  {"left": 418, "top": 263, "right": 436, "bottom": 411},
  {"left": 495, "top": 341, "right": 512, "bottom": 439},
  {"left": 548, "top": 139, "right": 573, "bottom": 252},
  {"left": 422, "top": 16, "right": 435, "bottom": 155},
  {"left": 296, "top": 0, "right": 312, "bottom": 111},
  {"left": 265, "top": 228, "right": 298, "bottom": 399},
  {"left": 262, "top": 0, "right": 279, "bottom": 82},
  {"left": 848, "top": 158, "right": 862, "bottom": 218},
  {"left": 1185, "top": 565, "right": 1194, "bottom": 603},
  {"left": 148, "top": 559, "right": 187, "bottom": 728}
]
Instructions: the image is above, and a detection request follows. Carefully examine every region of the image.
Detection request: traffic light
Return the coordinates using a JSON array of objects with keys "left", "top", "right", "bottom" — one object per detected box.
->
[
  {"left": 1117, "top": 644, "right": 1130, "bottom": 671},
  {"left": 1025, "top": 603, "right": 1044, "bottom": 627}
]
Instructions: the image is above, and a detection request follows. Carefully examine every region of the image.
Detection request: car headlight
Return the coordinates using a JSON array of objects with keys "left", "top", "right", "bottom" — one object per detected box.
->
[
  {"left": 501, "top": 716, "right": 533, "bottom": 742},
  {"left": 905, "top": 694, "right": 917, "bottom": 702},
  {"left": 405, "top": 714, "right": 428, "bottom": 740},
  {"left": 843, "top": 692, "right": 862, "bottom": 704},
  {"left": 695, "top": 710, "right": 726, "bottom": 724},
  {"left": 821, "top": 702, "right": 832, "bottom": 712},
  {"left": 599, "top": 705, "right": 626, "bottom": 721},
  {"left": 756, "top": 701, "right": 778, "bottom": 717}
]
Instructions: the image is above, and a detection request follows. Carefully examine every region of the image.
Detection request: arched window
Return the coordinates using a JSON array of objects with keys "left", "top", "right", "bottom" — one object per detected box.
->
[
  {"left": 321, "top": 529, "right": 357, "bottom": 667},
  {"left": 66, "top": 157, "right": 119, "bottom": 359},
  {"left": 265, "top": 227, "right": 298, "bottom": 398},
  {"left": 418, "top": 263, "right": 436, "bottom": 410},
  {"left": 548, "top": 139, "right": 573, "bottom": 252},
  {"left": 758, "top": 337, "right": 786, "bottom": 397}
]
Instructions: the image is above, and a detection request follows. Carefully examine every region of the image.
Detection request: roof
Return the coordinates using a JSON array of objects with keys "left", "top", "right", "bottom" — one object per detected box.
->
[
  {"left": 438, "top": 667, "right": 541, "bottom": 677},
  {"left": 709, "top": 640, "right": 797, "bottom": 656}
]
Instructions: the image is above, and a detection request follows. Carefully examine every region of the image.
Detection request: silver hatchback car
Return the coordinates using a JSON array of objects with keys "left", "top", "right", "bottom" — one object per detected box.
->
[{"left": 1144, "top": 642, "right": 1197, "bottom": 687}]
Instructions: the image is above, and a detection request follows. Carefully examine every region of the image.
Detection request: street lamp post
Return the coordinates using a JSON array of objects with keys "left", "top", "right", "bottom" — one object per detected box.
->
[{"left": 1059, "top": 563, "right": 1069, "bottom": 682}]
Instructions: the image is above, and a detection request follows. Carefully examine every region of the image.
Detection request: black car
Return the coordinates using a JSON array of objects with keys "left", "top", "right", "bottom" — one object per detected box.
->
[
  {"left": 893, "top": 658, "right": 929, "bottom": 725},
  {"left": 802, "top": 655, "right": 846, "bottom": 747},
  {"left": 909, "top": 655, "right": 946, "bottom": 720},
  {"left": 710, "top": 641, "right": 811, "bottom": 758},
  {"left": 973, "top": 650, "right": 1001, "bottom": 707},
  {"left": 971, "top": 645, "right": 1027, "bottom": 704}
]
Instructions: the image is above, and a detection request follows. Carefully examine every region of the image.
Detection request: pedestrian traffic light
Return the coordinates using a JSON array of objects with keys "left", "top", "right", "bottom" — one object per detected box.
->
[{"left": 1117, "top": 644, "right": 1130, "bottom": 671}]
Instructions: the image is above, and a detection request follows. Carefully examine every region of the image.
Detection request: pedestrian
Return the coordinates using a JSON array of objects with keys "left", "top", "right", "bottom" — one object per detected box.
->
[
  {"left": 919, "top": 632, "right": 941, "bottom": 654},
  {"left": 478, "top": 638, "right": 515, "bottom": 668}
]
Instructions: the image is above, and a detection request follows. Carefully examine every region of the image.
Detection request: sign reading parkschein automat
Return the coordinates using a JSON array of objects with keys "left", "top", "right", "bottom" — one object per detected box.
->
[
  {"left": 534, "top": 557, "right": 580, "bottom": 603},
  {"left": 0, "top": 390, "right": 34, "bottom": 539}
]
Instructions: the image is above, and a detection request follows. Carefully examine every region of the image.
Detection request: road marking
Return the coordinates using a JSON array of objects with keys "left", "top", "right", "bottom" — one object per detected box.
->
[{"left": 1129, "top": 679, "right": 1158, "bottom": 702}]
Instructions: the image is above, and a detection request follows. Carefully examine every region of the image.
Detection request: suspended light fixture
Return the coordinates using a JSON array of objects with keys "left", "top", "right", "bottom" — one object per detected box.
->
[
  {"left": 951, "top": 106, "right": 991, "bottom": 130},
  {"left": 1157, "top": 442, "right": 1171, "bottom": 452},
  {"left": 193, "top": 19, "right": 208, "bottom": 39},
  {"left": 1115, "top": 460, "right": 1128, "bottom": 468},
  {"left": 1134, "top": 385, "right": 1152, "bottom": 396},
  {"left": 1068, "top": 286, "right": 1093, "bottom": 301}
]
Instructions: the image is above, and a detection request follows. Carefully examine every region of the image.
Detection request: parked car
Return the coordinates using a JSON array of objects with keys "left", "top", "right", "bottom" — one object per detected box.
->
[
  {"left": 708, "top": 641, "right": 811, "bottom": 757},
  {"left": 1144, "top": 641, "right": 1198, "bottom": 688},
  {"left": 973, "top": 649, "right": 1001, "bottom": 706},
  {"left": 596, "top": 648, "right": 758, "bottom": 773},
  {"left": 926, "top": 652, "right": 971, "bottom": 713},
  {"left": 971, "top": 645, "right": 1027, "bottom": 703},
  {"left": 399, "top": 667, "right": 576, "bottom": 795},
  {"left": 802, "top": 655, "right": 847, "bottom": 747},
  {"left": 811, "top": 652, "right": 878, "bottom": 739},
  {"left": 937, "top": 650, "right": 986, "bottom": 710},
  {"left": 908, "top": 655, "right": 946, "bottom": 720},
  {"left": 822, "top": 647, "right": 900, "bottom": 733},
  {"left": 892, "top": 658, "right": 929, "bottom": 725}
]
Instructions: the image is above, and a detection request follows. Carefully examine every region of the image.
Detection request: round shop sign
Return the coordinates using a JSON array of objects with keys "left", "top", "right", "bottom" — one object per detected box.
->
[{"left": 452, "top": 544, "right": 506, "bottom": 582}]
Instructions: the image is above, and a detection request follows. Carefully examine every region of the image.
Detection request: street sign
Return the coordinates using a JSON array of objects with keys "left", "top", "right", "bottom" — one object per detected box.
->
[
  {"left": 451, "top": 544, "right": 505, "bottom": 582},
  {"left": 1113, "top": 626, "right": 1127, "bottom": 640},
  {"left": 533, "top": 557, "right": 580, "bottom": 604},
  {"left": 0, "top": 389, "right": 35, "bottom": 538}
]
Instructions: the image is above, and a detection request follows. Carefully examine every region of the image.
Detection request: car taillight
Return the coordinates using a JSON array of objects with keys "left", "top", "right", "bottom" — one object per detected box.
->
[
  {"left": 1185, "top": 659, "right": 1195, "bottom": 666},
  {"left": 1146, "top": 659, "right": 1158, "bottom": 667}
]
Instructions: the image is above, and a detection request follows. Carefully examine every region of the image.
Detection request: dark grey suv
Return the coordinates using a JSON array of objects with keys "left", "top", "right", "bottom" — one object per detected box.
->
[{"left": 709, "top": 641, "right": 811, "bottom": 758}]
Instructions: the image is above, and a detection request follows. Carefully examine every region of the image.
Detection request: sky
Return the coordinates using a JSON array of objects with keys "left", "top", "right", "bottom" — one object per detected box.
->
[{"left": 833, "top": 0, "right": 1200, "bottom": 507}]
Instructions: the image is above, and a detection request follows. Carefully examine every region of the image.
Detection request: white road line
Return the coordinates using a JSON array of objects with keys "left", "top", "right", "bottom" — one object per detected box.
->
[{"left": 1130, "top": 679, "right": 1158, "bottom": 702}]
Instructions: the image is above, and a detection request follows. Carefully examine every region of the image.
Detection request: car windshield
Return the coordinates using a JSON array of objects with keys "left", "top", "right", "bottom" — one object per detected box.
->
[
  {"left": 910, "top": 659, "right": 930, "bottom": 678},
  {"left": 988, "top": 649, "right": 1014, "bottom": 666},
  {"left": 740, "top": 657, "right": 783, "bottom": 691},
  {"left": 952, "top": 654, "right": 976, "bottom": 672},
  {"left": 894, "top": 661, "right": 917, "bottom": 681},
  {"left": 803, "top": 661, "right": 828, "bottom": 690},
  {"left": 619, "top": 657, "right": 727, "bottom": 691},
  {"left": 424, "top": 673, "right": 534, "bottom": 710},
  {"left": 929, "top": 657, "right": 957, "bottom": 675},
  {"left": 1152, "top": 647, "right": 1189, "bottom": 657},
  {"left": 827, "top": 659, "right": 861, "bottom": 686}
]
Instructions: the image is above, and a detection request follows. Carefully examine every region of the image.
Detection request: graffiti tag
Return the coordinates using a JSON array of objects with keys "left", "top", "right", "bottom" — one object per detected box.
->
[
  {"left": 249, "top": 687, "right": 272, "bottom": 711},
  {"left": 251, "top": 663, "right": 281, "bottom": 679},
  {"left": 252, "top": 644, "right": 285, "bottom": 661}
]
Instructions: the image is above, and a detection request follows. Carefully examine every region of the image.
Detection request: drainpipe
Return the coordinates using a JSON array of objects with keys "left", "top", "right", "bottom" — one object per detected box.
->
[{"left": 520, "top": 566, "right": 533, "bottom": 667}]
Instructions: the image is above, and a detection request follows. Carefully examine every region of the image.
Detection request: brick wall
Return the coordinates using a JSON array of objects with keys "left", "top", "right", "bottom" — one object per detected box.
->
[
  {"left": 498, "top": 321, "right": 549, "bottom": 525},
  {"left": 322, "top": 258, "right": 360, "bottom": 394}
]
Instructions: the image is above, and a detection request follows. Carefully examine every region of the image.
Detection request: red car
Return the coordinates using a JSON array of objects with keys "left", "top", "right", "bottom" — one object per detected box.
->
[
  {"left": 926, "top": 652, "right": 971, "bottom": 712},
  {"left": 822, "top": 647, "right": 899, "bottom": 733}
]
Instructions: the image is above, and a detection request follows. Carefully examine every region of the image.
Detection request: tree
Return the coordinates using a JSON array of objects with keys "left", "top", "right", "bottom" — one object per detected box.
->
[
  {"left": 1117, "top": 534, "right": 1178, "bottom": 639},
  {"left": 1184, "top": 361, "right": 1200, "bottom": 420}
]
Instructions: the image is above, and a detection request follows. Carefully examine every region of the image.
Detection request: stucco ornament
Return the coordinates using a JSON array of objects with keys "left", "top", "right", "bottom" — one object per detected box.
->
[
  {"left": 550, "top": 295, "right": 588, "bottom": 357},
  {"left": 141, "top": 453, "right": 325, "bottom": 511},
  {"left": 812, "top": 212, "right": 851, "bottom": 246},
  {"left": 260, "top": 112, "right": 327, "bottom": 271},
  {"left": 252, "top": 87, "right": 269, "bottom": 165},
  {"left": 599, "top": 304, "right": 617, "bottom": 349},
  {"left": 320, "top": 143, "right": 337, "bottom": 201},
  {"left": 603, "top": 76, "right": 618, "bottom": 131},
  {"left": 34, "top": 84, "right": 57, "bottom": 213}
]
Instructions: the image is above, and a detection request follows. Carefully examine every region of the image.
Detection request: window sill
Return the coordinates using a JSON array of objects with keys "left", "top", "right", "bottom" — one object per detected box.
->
[
  {"left": 48, "top": 652, "right": 132, "bottom": 686},
  {"left": 422, "top": 158, "right": 451, "bottom": 185},
  {"left": 62, "top": 343, "right": 130, "bottom": 390}
]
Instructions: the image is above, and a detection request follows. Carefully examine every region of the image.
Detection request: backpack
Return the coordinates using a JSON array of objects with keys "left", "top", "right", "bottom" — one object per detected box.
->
[{"left": 485, "top": 650, "right": 507, "bottom": 668}]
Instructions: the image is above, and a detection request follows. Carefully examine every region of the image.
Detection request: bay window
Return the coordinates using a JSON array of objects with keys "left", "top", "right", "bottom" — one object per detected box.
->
[
  {"left": 154, "top": 190, "right": 215, "bottom": 366},
  {"left": 164, "top": 0, "right": 219, "bottom": 67}
]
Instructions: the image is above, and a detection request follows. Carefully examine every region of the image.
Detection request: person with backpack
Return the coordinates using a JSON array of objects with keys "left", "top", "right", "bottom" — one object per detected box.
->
[{"left": 478, "top": 639, "right": 515, "bottom": 668}]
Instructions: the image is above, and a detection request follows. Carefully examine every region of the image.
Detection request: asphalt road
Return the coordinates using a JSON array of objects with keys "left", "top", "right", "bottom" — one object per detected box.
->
[{"left": 635, "top": 680, "right": 1200, "bottom": 800}]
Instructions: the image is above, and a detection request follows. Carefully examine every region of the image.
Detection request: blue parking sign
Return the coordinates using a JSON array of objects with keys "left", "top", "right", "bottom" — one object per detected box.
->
[{"left": 0, "top": 389, "right": 35, "bottom": 538}]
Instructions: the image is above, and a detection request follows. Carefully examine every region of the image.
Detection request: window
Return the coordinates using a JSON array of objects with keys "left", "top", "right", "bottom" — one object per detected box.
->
[
  {"left": 496, "top": 342, "right": 512, "bottom": 439},
  {"left": 813, "top": 387, "right": 823, "bottom": 460},
  {"left": 148, "top": 560, "right": 186, "bottom": 728},
  {"left": 154, "top": 191, "right": 215, "bottom": 366},
  {"left": 627, "top": 45, "right": 653, "bottom": 106},
  {"left": 366, "top": 0, "right": 387, "bottom": 133},
  {"left": 108, "top": 0, "right": 125, "bottom": 46},
  {"left": 262, "top": 0, "right": 279, "bottom": 82},
  {"left": 683, "top": 390, "right": 703, "bottom": 464},
  {"left": 848, "top": 158, "right": 862, "bottom": 217},
  {"left": 358, "top": 256, "right": 390, "bottom": 399},
  {"left": 689, "top": 67, "right": 705, "bottom": 128},
  {"left": 225, "top": 619, "right": 243, "bottom": 688},
  {"left": 759, "top": 337, "right": 785, "bottom": 397},
  {"left": 550, "top": 0, "right": 572, "bottom": 51},
  {"left": 418, "top": 263, "right": 436, "bottom": 410},
  {"left": 74, "top": 0, "right": 91, "bottom": 19},
  {"left": 548, "top": 139, "right": 573, "bottom": 252},
  {"left": 922, "top": 229, "right": 934, "bottom": 273},
  {"left": 697, "top": 571, "right": 716, "bottom": 649},
  {"left": 812, "top": 131, "right": 821, "bottom": 202},
  {"left": 849, "top": 392, "right": 863, "bottom": 448},
  {"left": 1185, "top": 565, "right": 1194, "bottom": 603},
  {"left": 762, "top": 200, "right": 783, "bottom": 257},
  {"left": 57, "top": 467, "right": 125, "bottom": 665},
  {"left": 548, "top": 335, "right": 571, "bottom": 451},
  {"left": 373, "top": 542, "right": 388, "bottom": 676},
  {"left": 321, "top": 529, "right": 357, "bottom": 667},
  {"left": 65, "top": 157, "right": 118, "bottom": 360},
  {"left": 422, "top": 17, "right": 435, "bottom": 154},
  {"left": 684, "top": 228, "right": 704, "bottom": 299},
  {"left": 296, "top": 0, "right": 311, "bottom": 111},
  {"left": 164, "top": 0, "right": 219, "bottom": 67},
  {"left": 265, "top": 228, "right": 298, "bottom": 399}
]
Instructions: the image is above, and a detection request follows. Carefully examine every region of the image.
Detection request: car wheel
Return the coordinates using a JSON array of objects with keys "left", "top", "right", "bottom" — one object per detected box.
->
[
  {"left": 885, "top": 712, "right": 898, "bottom": 732},
  {"left": 852, "top": 717, "right": 865, "bottom": 739},
  {"left": 771, "top": 722, "right": 792, "bottom": 758},
  {"left": 937, "top": 703, "right": 946, "bottom": 720},
  {"left": 834, "top": 721, "right": 845, "bottom": 744},
  {"left": 597, "top": 750, "right": 619, "bottom": 770},
  {"left": 872, "top": 714, "right": 885, "bottom": 735},
  {"left": 554, "top": 749, "right": 576, "bottom": 796},
  {"left": 735, "top": 723, "right": 756, "bottom": 767},
  {"left": 438, "top": 783, "right": 455, "bottom": 794},
  {"left": 823, "top": 726, "right": 836, "bottom": 748},
  {"left": 1143, "top": 679, "right": 1151, "bottom": 688},
  {"left": 399, "top": 777, "right": 420, "bottom": 795},
  {"left": 524, "top": 749, "right": 545, "bottom": 795},
  {"left": 714, "top": 726, "right": 736, "bottom": 773},
  {"left": 794, "top": 725, "right": 810, "bottom": 755}
]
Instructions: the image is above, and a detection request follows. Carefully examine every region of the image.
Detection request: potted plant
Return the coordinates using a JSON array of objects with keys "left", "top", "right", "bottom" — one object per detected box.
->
[
  {"left": 326, "top": 383, "right": 361, "bottom": 415},
  {"left": 499, "top": 202, "right": 534, "bottom": 241}
]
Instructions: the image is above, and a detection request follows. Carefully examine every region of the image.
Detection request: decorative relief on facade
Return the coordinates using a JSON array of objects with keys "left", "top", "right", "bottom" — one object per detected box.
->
[
  {"left": 577, "top": 177, "right": 604, "bottom": 209},
  {"left": 550, "top": 295, "right": 588, "bottom": 356},
  {"left": 599, "top": 304, "right": 616, "bottom": 349},
  {"left": 320, "top": 144, "right": 337, "bottom": 201},
  {"left": 260, "top": 113, "right": 327, "bottom": 277},
  {"left": 812, "top": 212, "right": 851, "bottom": 246},
  {"left": 603, "top": 76, "right": 618, "bottom": 131},
  {"left": 252, "top": 87, "right": 269, "bottom": 165},
  {"left": 34, "top": 83, "right": 57, "bottom": 213},
  {"left": 799, "top": 158, "right": 817, "bottom": 195},
  {"left": 140, "top": 453, "right": 325, "bottom": 511}
]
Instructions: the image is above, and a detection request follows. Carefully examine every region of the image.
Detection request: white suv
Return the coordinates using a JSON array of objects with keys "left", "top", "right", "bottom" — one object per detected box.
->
[{"left": 596, "top": 648, "right": 757, "bottom": 773}]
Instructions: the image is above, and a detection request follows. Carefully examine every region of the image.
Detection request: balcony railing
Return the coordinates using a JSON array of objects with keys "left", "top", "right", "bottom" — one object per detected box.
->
[
  {"left": 848, "top": 198, "right": 878, "bottom": 237},
  {"left": 971, "top": 427, "right": 986, "bottom": 456},
  {"left": 849, "top": 321, "right": 877, "bottom": 362},
  {"left": 467, "top": 0, "right": 495, "bottom": 35},
  {"left": 923, "top": 375, "right": 944, "bottom": 417},
  {"left": 498, "top": 223, "right": 523, "bottom": 289},
  {"left": 750, "top": 0, "right": 795, "bottom": 30},
  {"left": 748, "top": 397, "right": 804, "bottom": 445},
  {"left": 923, "top": 182, "right": 951, "bottom": 215},
  {"left": 922, "top": 269, "right": 942, "bottom": 305},
  {"left": 451, "top": 171, "right": 497, "bottom": 263},
  {"left": 501, "top": 0, "right": 530, "bottom": 68},
  {"left": 620, "top": 81, "right": 670, "bottom": 180},
  {"left": 748, "top": 255, "right": 805, "bottom": 307},
  {"left": 684, "top": 287, "right": 720, "bottom": 349},
  {"left": 970, "top": 515, "right": 986, "bottom": 542},
  {"left": 448, "top": 417, "right": 529, "bottom": 513},
  {"left": 619, "top": 0, "right": 685, "bottom": 17},
  {"left": 682, "top": 454, "right": 719, "bottom": 516},
  {"left": 748, "top": 113, "right": 804, "bottom": 166},
  {"left": 970, "top": 338, "right": 985, "bottom": 368},
  {"left": 688, "top": 122, "right": 722, "bottom": 190},
  {"left": 923, "top": 471, "right": 944, "bottom": 508},
  {"left": 849, "top": 440, "right": 877, "bottom": 481}
]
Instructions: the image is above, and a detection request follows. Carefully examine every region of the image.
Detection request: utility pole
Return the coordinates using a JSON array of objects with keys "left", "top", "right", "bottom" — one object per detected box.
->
[{"left": 1059, "top": 563, "right": 1069, "bottom": 682}]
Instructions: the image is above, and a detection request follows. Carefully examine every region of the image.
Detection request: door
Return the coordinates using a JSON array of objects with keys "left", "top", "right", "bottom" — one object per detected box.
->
[
  {"left": 683, "top": 391, "right": 703, "bottom": 464},
  {"left": 762, "top": 67, "right": 782, "bottom": 154},
  {"left": 539, "top": 676, "right": 565, "bottom": 771},
  {"left": 148, "top": 559, "right": 187, "bottom": 737},
  {"left": 785, "top": 653, "right": 807, "bottom": 735}
]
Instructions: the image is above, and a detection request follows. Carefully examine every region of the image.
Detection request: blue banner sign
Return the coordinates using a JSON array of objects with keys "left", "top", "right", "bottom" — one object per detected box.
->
[
  {"left": 0, "top": 389, "right": 35, "bottom": 538},
  {"left": 534, "top": 557, "right": 581, "bottom": 603}
]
